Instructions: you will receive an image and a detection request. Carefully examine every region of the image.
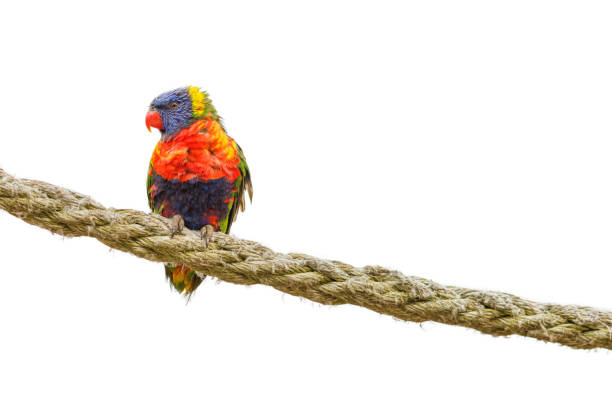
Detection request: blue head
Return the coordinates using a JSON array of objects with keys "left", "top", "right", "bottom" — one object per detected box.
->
[
  {"left": 146, "top": 86, "right": 219, "bottom": 141},
  {"left": 146, "top": 87, "right": 193, "bottom": 140}
]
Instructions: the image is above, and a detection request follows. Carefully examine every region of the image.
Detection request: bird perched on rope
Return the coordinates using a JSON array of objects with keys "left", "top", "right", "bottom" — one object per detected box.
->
[{"left": 145, "top": 86, "right": 252, "bottom": 296}]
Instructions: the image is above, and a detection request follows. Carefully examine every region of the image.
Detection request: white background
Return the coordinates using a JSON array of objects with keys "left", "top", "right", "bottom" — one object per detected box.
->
[{"left": 1, "top": 1, "right": 611, "bottom": 407}]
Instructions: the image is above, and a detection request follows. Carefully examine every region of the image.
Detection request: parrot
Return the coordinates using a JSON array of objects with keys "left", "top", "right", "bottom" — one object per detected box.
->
[{"left": 145, "top": 86, "right": 252, "bottom": 296}]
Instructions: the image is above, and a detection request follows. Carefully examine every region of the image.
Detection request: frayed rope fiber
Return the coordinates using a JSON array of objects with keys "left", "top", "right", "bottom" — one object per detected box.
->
[{"left": 1, "top": 167, "right": 611, "bottom": 350}]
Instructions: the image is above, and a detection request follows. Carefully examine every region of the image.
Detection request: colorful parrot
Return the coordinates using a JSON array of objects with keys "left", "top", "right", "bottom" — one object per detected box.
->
[{"left": 145, "top": 86, "right": 252, "bottom": 296}]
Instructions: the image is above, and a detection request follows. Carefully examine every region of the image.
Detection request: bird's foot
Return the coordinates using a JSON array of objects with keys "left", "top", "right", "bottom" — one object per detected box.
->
[
  {"left": 200, "top": 225, "right": 215, "bottom": 248},
  {"left": 169, "top": 215, "right": 185, "bottom": 237}
]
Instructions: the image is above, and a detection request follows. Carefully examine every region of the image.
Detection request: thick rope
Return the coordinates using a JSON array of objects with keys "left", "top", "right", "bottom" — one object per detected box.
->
[{"left": 1, "top": 167, "right": 611, "bottom": 350}]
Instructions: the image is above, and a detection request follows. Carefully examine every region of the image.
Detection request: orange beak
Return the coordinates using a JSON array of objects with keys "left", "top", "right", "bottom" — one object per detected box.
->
[{"left": 145, "top": 110, "right": 163, "bottom": 132}]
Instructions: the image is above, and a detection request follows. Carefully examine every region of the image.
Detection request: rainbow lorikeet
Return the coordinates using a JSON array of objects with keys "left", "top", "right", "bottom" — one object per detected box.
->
[{"left": 145, "top": 86, "right": 252, "bottom": 296}]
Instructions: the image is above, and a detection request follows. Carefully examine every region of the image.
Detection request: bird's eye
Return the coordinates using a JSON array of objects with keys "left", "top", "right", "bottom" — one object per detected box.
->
[{"left": 169, "top": 102, "right": 179, "bottom": 109}]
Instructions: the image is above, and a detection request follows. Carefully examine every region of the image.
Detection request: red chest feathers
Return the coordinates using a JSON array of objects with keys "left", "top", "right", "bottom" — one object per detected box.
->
[{"left": 150, "top": 119, "right": 241, "bottom": 183}]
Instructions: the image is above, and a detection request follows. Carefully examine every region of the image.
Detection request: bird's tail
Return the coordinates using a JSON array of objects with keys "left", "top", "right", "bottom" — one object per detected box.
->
[{"left": 164, "top": 264, "right": 204, "bottom": 296}]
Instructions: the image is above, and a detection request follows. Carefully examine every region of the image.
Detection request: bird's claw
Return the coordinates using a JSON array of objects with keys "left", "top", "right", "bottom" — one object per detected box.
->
[
  {"left": 169, "top": 217, "right": 213, "bottom": 247},
  {"left": 200, "top": 225, "right": 215, "bottom": 248},
  {"left": 169, "top": 215, "right": 185, "bottom": 237}
]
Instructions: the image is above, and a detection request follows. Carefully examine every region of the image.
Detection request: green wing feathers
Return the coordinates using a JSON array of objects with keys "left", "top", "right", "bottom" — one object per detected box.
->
[
  {"left": 224, "top": 143, "right": 252, "bottom": 234},
  {"left": 146, "top": 164, "right": 162, "bottom": 214}
]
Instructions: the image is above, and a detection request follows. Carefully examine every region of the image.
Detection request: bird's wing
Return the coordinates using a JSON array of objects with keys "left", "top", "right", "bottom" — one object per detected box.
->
[
  {"left": 146, "top": 163, "right": 159, "bottom": 213},
  {"left": 223, "top": 142, "right": 252, "bottom": 234}
]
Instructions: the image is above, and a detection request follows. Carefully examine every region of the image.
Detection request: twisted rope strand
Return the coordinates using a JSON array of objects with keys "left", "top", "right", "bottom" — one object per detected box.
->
[{"left": 1, "top": 167, "right": 611, "bottom": 350}]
